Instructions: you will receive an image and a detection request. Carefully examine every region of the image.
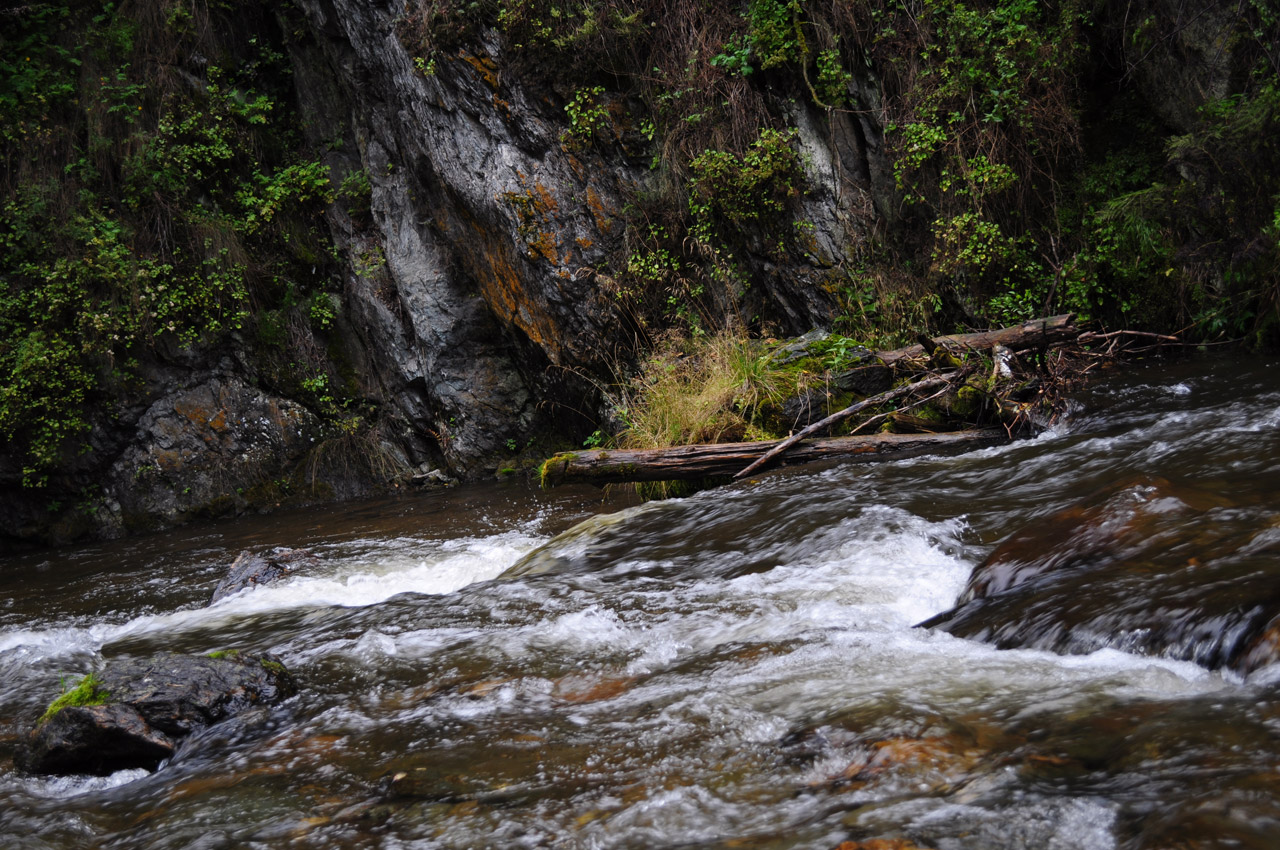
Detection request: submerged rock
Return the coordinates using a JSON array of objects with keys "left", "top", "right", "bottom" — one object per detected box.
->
[
  {"left": 19, "top": 652, "right": 296, "bottom": 776},
  {"left": 211, "top": 548, "right": 320, "bottom": 603},
  {"left": 920, "top": 477, "right": 1280, "bottom": 674}
]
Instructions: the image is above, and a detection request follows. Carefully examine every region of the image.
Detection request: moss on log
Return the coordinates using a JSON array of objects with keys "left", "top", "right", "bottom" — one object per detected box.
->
[{"left": 539, "top": 430, "right": 1008, "bottom": 487}]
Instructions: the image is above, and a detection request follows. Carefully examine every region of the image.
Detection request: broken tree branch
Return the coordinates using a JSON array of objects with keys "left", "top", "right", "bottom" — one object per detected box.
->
[
  {"left": 874, "top": 314, "right": 1077, "bottom": 365},
  {"left": 733, "top": 370, "right": 963, "bottom": 479}
]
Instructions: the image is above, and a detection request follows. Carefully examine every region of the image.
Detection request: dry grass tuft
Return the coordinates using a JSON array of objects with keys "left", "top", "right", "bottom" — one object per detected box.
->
[{"left": 615, "top": 331, "right": 792, "bottom": 450}]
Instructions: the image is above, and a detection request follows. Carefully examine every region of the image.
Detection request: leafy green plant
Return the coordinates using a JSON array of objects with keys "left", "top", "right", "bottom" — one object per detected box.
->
[
  {"left": 562, "top": 85, "right": 610, "bottom": 149},
  {"left": 813, "top": 335, "right": 868, "bottom": 369},
  {"left": 337, "top": 169, "right": 373, "bottom": 223},
  {"left": 748, "top": 0, "right": 805, "bottom": 70},
  {"left": 814, "top": 47, "right": 852, "bottom": 107},
  {"left": 0, "top": 2, "right": 341, "bottom": 487},
  {"left": 711, "top": 35, "right": 755, "bottom": 77},
  {"left": 688, "top": 127, "right": 802, "bottom": 243}
]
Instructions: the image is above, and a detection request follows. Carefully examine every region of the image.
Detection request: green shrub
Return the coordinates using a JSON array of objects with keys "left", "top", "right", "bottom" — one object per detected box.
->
[
  {"left": 0, "top": 3, "right": 340, "bottom": 486},
  {"left": 688, "top": 127, "right": 802, "bottom": 243}
]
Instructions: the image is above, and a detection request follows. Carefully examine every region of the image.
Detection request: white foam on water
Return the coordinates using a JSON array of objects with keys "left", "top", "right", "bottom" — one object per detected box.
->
[
  {"left": 384, "top": 504, "right": 1230, "bottom": 744},
  {"left": 21, "top": 767, "right": 150, "bottom": 799},
  {"left": 0, "top": 469, "right": 1252, "bottom": 850},
  {"left": 849, "top": 796, "right": 1120, "bottom": 850},
  {"left": 0, "top": 531, "right": 545, "bottom": 664}
]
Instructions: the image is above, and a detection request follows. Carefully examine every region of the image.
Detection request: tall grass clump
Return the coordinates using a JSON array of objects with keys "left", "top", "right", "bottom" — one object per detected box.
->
[{"left": 615, "top": 331, "right": 793, "bottom": 450}]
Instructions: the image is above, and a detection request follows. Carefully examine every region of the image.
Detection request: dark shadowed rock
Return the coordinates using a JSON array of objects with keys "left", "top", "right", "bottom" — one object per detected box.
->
[
  {"left": 211, "top": 548, "right": 320, "bottom": 603},
  {"left": 18, "top": 704, "right": 176, "bottom": 776},
  {"left": 834, "top": 364, "right": 893, "bottom": 397},
  {"left": 19, "top": 652, "right": 297, "bottom": 776},
  {"left": 920, "top": 478, "right": 1280, "bottom": 674}
]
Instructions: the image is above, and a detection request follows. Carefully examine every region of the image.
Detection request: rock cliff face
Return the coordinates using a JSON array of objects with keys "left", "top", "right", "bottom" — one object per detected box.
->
[
  {"left": 1100, "top": 0, "right": 1258, "bottom": 134},
  {"left": 0, "top": 4, "right": 869, "bottom": 546},
  {"left": 288, "top": 0, "right": 872, "bottom": 469},
  {"left": 0, "top": 0, "right": 875, "bottom": 546},
  {"left": 0, "top": 0, "right": 1266, "bottom": 547}
]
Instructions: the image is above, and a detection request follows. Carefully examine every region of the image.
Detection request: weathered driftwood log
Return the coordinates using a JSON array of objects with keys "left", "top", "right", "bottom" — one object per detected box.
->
[
  {"left": 873, "top": 314, "right": 1077, "bottom": 366},
  {"left": 540, "top": 429, "right": 1007, "bottom": 487}
]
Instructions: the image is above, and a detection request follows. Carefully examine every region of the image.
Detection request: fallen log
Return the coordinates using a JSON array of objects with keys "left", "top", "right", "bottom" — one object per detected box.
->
[
  {"left": 541, "top": 316, "right": 1087, "bottom": 490},
  {"left": 539, "top": 429, "right": 1008, "bottom": 487},
  {"left": 873, "top": 314, "right": 1076, "bottom": 366}
]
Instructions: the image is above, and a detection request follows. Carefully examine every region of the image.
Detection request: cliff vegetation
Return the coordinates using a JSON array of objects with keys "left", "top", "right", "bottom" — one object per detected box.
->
[{"left": 2, "top": 0, "right": 1277, "bottom": 543}]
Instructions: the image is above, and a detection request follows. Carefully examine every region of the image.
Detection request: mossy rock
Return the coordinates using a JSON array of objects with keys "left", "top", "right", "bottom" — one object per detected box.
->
[
  {"left": 39, "top": 674, "right": 110, "bottom": 724},
  {"left": 946, "top": 384, "right": 988, "bottom": 419},
  {"left": 20, "top": 652, "right": 298, "bottom": 776}
]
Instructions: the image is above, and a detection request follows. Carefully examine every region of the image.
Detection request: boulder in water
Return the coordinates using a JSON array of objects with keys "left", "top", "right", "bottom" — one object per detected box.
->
[
  {"left": 920, "top": 477, "right": 1280, "bottom": 674},
  {"left": 19, "top": 652, "right": 297, "bottom": 776},
  {"left": 211, "top": 548, "right": 319, "bottom": 603}
]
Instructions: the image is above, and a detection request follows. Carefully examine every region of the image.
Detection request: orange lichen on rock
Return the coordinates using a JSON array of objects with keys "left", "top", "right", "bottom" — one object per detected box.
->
[
  {"left": 585, "top": 186, "right": 612, "bottom": 232},
  {"left": 531, "top": 180, "right": 557, "bottom": 214},
  {"left": 175, "top": 396, "right": 228, "bottom": 435},
  {"left": 565, "top": 153, "right": 587, "bottom": 180},
  {"left": 501, "top": 177, "right": 568, "bottom": 264},
  {"left": 459, "top": 51, "right": 499, "bottom": 89},
  {"left": 469, "top": 229, "right": 565, "bottom": 361},
  {"left": 528, "top": 229, "right": 561, "bottom": 263}
]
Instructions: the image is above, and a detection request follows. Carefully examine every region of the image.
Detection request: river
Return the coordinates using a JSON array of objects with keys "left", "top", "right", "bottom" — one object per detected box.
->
[{"left": 3, "top": 354, "right": 1279, "bottom": 849}]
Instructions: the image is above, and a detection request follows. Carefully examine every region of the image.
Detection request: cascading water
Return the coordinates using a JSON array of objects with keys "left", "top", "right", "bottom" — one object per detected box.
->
[{"left": 3, "top": 355, "right": 1280, "bottom": 849}]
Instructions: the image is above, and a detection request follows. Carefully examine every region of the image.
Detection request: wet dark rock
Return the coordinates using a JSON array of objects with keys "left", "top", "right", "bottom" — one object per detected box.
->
[
  {"left": 19, "top": 652, "right": 297, "bottom": 776},
  {"left": 834, "top": 365, "right": 893, "bottom": 397},
  {"left": 18, "top": 704, "right": 175, "bottom": 776},
  {"left": 108, "top": 376, "right": 326, "bottom": 532},
  {"left": 211, "top": 548, "right": 320, "bottom": 603},
  {"left": 779, "top": 387, "right": 836, "bottom": 431},
  {"left": 920, "top": 478, "right": 1280, "bottom": 674}
]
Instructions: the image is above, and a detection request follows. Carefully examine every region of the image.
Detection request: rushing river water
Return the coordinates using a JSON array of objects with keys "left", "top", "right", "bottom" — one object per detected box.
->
[{"left": 3, "top": 355, "right": 1280, "bottom": 849}]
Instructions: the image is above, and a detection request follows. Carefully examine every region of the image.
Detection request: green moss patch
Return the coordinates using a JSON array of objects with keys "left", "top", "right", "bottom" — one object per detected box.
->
[{"left": 40, "top": 673, "right": 110, "bottom": 724}]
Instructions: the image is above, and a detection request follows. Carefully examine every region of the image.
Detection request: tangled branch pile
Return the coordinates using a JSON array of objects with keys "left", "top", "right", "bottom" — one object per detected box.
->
[{"left": 541, "top": 315, "right": 1181, "bottom": 488}]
